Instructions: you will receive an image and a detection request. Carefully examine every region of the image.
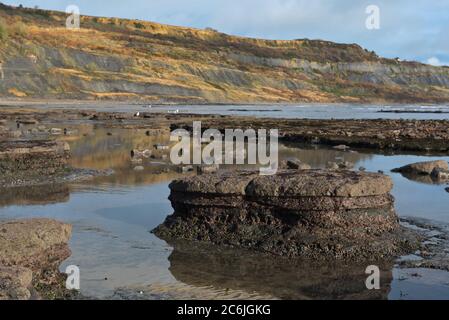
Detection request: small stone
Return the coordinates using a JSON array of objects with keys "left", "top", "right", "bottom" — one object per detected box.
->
[
  {"left": 154, "top": 144, "right": 169, "bottom": 151},
  {"left": 333, "top": 145, "right": 350, "bottom": 151},
  {"left": 326, "top": 161, "right": 339, "bottom": 170},
  {"left": 133, "top": 166, "right": 145, "bottom": 171},
  {"left": 131, "top": 149, "right": 152, "bottom": 159},
  {"left": 180, "top": 165, "right": 194, "bottom": 173},
  {"left": 50, "top": 128, "right": 62, "bottom": 135},
  {"left": 197, "top": 164, "right": 219, "bottom": 174},
  {"left": 338, "top": 161, "right": 354, "bottom": 169},
  {"left": 283, "top": 159, "right": 311, "bottom": 170}
]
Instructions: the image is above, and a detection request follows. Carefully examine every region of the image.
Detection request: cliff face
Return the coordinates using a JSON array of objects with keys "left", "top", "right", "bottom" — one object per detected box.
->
[{"left": 1, "top": 4, "right": 449, "bottom": 104}]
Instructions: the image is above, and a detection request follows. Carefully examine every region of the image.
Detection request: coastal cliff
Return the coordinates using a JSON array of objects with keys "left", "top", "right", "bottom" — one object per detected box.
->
[{"left": 1, "top": 4, "right": 449, "bottom": 103}]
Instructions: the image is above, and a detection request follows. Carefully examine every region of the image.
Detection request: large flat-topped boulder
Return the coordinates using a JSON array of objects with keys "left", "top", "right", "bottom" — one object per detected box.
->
[
  {"left": 155, "top": 170, "right": 419, "bottom": 260},
  {"left": 170, "top": 170, "right": 393, "bottom": 197},
  {"left": 0, "top": 219, "right": 72, "bottom": 269},
  {"left": 247, "top": 170, "right": 393, "bottom": 197},
  {"left": 0, "top": 219, "right": 72, "bottom": 300}
]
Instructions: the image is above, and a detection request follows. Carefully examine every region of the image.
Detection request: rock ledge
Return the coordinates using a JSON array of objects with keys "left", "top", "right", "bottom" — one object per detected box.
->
[{"left": 154, "top": 170, "right": 419, "bottom": 260}]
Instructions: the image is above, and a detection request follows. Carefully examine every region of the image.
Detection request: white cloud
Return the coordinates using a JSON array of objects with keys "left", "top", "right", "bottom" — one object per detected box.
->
[
  {"left": 427, "top": 57, "right": 441, "bottom": 66},
  {"left": 426, "top": 57, "right": 448, "bottom": 66}
]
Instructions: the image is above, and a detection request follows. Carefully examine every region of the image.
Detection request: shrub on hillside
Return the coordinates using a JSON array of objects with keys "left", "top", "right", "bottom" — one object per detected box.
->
[
  {"left": 0, "top": 19, "right": 8, "bottom": 41},
  {"left": 9, "top": 21, "right": 27, "bottom": 37}
]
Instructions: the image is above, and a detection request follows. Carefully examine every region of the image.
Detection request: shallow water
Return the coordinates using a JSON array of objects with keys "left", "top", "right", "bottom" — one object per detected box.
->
[
  {"left": 0, "top": 124, "right": 449, "bottom": 299},
  {"left": 9, "top": 102, "right": 449, "bottom": 120}
]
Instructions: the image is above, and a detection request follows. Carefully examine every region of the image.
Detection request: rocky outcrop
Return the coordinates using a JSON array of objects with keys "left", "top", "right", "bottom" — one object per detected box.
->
[
  {"left": 174, "top": 117, "right": 449, "bottom": 153},
  {"left": 392, "top": 160, "right": 449, "bottom": 183},
  {"left": 392, "top": 160, "right": 449, "bottom": 175},
  {"left": 154, "top": 170, "right": 419, "bottom": 260},
  {"left": 0, "top": 219, "right": 72, "bottom": 300},
  {"left": 0, "top": 140, "right": 70, "bottom": 186}
]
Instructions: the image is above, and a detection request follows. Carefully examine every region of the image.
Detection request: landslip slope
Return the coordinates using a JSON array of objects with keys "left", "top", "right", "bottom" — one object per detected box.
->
[{"left": 1, "top": 4, "right": 449, "bottom": 104}]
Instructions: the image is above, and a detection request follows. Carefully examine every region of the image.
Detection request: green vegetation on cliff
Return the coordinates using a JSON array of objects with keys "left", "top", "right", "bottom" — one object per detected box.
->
[{"left": 1, "top": 3, "right": 449, "bottom": 103}]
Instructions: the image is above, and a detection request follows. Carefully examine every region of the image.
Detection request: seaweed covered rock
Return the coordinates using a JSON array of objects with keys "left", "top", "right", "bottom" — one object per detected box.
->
[{"left": 154, "top": 170, "right": 419, "bottom": 260}]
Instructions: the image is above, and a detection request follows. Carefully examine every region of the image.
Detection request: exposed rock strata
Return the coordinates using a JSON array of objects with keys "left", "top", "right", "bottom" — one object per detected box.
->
[
  {"left": 173, "top": 117, "right": 449, "bottom": 153},
  {"left": 0, "top": 140, "right": 70, "bottom": 185},
  {"left": 154, "top": 170, "right": 420, "bottom": 260},
  {"left": 0, "top": 138, "right": 112, "bottom": 187},
  {"left": 1, "top": 4, "right": 449, "bottom": 103},
  {"left": 2, "top": 107, "right": 449, "bottom": 153},
  {"left": 0, "top": 219, "right": 72, "bottom": 300}
]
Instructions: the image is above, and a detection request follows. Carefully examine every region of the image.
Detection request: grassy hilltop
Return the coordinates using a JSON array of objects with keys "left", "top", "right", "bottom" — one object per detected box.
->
[{"left": 1, "top": 3, "right": 449, "bottom": 104}]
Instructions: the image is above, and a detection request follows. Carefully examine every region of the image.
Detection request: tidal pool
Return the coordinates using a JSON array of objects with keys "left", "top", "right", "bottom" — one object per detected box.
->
[{"left": 0, "top": 125, "right": 448, "bottom": 299}]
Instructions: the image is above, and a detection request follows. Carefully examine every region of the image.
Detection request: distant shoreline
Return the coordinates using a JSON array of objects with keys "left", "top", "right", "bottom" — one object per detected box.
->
[{"left": 0, "top": 98, "right": 446, "bottom": 108}]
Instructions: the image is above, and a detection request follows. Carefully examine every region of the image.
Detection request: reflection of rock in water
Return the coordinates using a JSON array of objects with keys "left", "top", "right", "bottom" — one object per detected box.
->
[
  {"left": 396, "top": 172, "right": 445, "bottom": 185},
  {"left": 165, "top": 240, "right": 393, "bottom": 300},
  {"left": 0, "top": 184, "right": 70, "bottom": 207}
]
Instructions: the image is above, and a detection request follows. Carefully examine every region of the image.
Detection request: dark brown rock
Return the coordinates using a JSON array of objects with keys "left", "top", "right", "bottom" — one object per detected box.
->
[
  {"left": 281, "top": 159, "right": 311, "bottom": 170},
  {"left": 154, "top": 170, "right": 419, "bottom": 260},
  {"left": 0, "top": 140, "right": 70, "bottom": 186}
]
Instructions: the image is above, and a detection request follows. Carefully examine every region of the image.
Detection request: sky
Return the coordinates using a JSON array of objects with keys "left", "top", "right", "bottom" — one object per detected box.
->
[{"left": 2, "top": 0, "right": 449, "bottom": 65}]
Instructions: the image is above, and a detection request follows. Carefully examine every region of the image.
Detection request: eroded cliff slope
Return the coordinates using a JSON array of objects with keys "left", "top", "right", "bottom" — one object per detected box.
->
[{"left": 1, "top": 4, "right": 449, "bottom": 103}]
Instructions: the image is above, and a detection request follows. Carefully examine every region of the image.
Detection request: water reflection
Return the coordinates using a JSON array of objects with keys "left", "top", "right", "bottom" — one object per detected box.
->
[
  {"left": 165, "top": 240, "right": 393, "bottom": 300},
  {"left": 395, "top": 172, "right": 448, "bottom": 185},
  {"left": 0, "top": 124, "right": 448, "bottom": 299},
  {"left": 280, "top": 142, "right": 373, "bottom": 168},
  {"left": 0, "top": 184, "right": 69, "bottom": 207}
]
